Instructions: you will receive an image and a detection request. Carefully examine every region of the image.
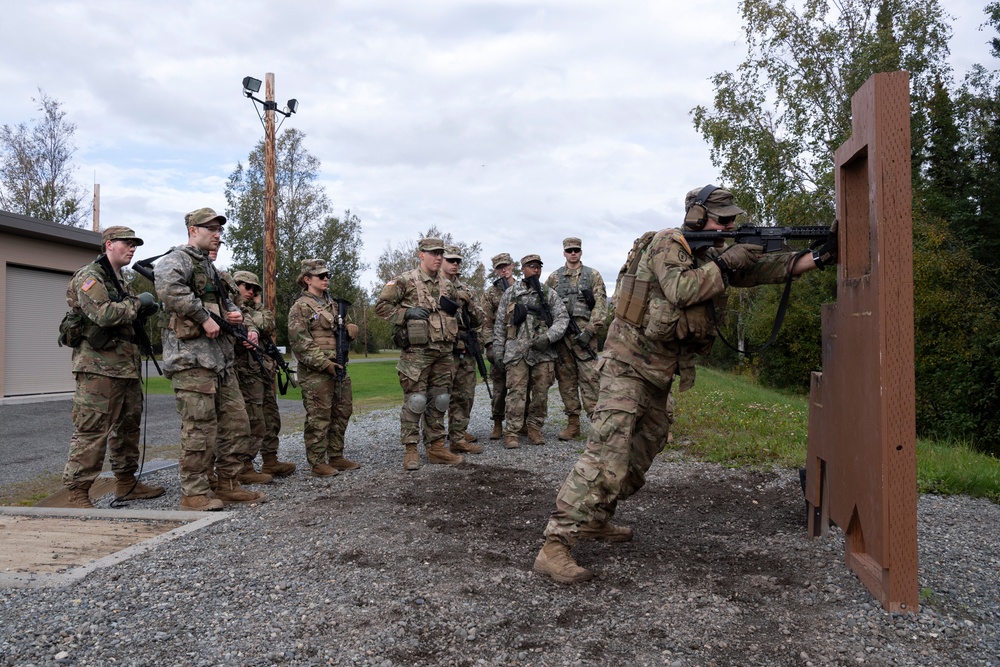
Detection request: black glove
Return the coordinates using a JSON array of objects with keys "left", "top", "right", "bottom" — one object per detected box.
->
[
  {"left": 404, "top": 307, "right": 430, "bottom": 320},
  {"left": 532, "top": 335, "right": 550, "bottom": 351},
  {"left": 811, "top": 228, "right": 838, "bottom": 270},
  {"left": 575, "top": 328, "right": 594, "bottom": 347},
  {"left": 438, "top": 296, "right": 460, "bottom": 316},
  {"left": 137, "top": 292, "right": 159, "bottom": 318},
  {"left": 714, "top": 243, "right": 763, "bottom": 274},
  {"left": 510, "top": 303, "right": 528, "bottom": 325}
]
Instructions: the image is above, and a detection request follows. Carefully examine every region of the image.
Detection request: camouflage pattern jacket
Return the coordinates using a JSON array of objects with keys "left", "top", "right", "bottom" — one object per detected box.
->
[
  {"left": 374, "top": 268, "right": 460, "bottom": 353},
  {"left": 449, "top": 276, "right": 486, "bottom": 353},
  {"left": 66, "top": 258, "right": 141, "bottom": 378},
  {"left": 607, "top": 228, "right": 797, "bottom": 392},
  {"left": 155, "top": 245, "right": 244, "bottom": 376},
  {"left": 479, "top": 277, "right": 510, "bottom": 353},
  {"left": 544, "top": 264, "right": 608, "bottom": 338},
  {"left": 288, "top": 291, "right": 349, "bottom": 375},
  {"left": 240, "top": 299, "right": 276, "bottom": 375},
  {"left": 493, "top": 279, "right": 569, "bottom": 367}
]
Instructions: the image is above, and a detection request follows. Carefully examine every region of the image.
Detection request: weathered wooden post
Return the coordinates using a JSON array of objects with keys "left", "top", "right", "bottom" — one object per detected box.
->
[{"left": 805, "top": 70, "right": 918, "bottom": 612}]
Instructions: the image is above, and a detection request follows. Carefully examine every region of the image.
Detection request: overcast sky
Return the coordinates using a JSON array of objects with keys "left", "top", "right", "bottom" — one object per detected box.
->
[{"left": 1, "top": 0, "right": 996, "bottom": 291}]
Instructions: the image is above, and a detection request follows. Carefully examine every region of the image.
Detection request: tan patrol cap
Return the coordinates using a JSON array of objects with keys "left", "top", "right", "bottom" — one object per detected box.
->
[
  {"left": 562, "top": 237, "right": 582, "bottom": 250},
  {"left": 184, "top": 207, "right": 227, "bottom": 228},
  {"left": 443, "top": 245, "right": 463, "bottom": 260},
  {"left": 520, "top": 254, "right": 543, "bottom": 267},
  {"left": 684, "top": 186, "right": 745, "bottom": 218},
  {"left": 232, "top": 270, "right": 261, "bottom": 288},
  {"left": 418, "top": 237, "right": 445, "bottom": 252},
  {"left": 102, "top": 226, "right": 144, "bottom": 246},
  {"left": 491, "top": 252, "right": 513, "bottom": 268}
]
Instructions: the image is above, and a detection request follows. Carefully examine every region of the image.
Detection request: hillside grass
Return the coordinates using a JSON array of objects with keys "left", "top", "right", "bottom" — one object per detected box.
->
[{"left": 673, "top": 366, "right": 1000, "bottom": 502}]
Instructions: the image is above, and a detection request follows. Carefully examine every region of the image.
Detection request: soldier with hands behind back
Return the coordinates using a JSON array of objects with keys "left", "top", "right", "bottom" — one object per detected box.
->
[
  {"left": 288, "top": 259, "right": 360, "bottom": 477},
  {"left": 375, "top": 238, "right": 464, "bottom": 471},
  {"left": 60, "top": 226, "right": 165, "bottom": 508}
]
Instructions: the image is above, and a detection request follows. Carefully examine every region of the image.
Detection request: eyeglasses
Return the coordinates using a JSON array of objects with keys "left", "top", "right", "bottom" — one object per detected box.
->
[
  {"left": 198, "top": 224, "right": 223, "bottom": 234},
  {"left": 565, "top": 248, "right": 581, "bottom": 253},
  {"left": 114, "top": 240, "right": 139, "bottom": 249},
  {"left": 313, "top": 272, "right": 330, "bottom": 280},
  {"left": 426, "top": 249, "right": 445, "bottom": 256},
  {"left": 524, "top": 263, "right": 542, "bottom": 270},
  {"left": 495, "top": 264, "right": 511, "bottom": 271},
  {"left": 445, "top": 258, "right": 461, "bottom": 264}
]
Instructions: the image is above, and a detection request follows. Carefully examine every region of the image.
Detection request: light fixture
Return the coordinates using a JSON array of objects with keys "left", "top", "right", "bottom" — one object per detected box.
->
[
  {"left": 242, "top": 75, "right": 298, "bottom": 118},
  {"left": 286, "top": 99, "right": 299, "bottom": 114},
  {"left": 242, "top": 76, "right": 262, "bottom": 95}
]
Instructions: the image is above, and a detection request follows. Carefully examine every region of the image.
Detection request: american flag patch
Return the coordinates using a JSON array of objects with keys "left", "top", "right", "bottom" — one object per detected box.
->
[
  {"left": 81, "top": 278, "right": 97, "bottom": 292},
  {"left": 386, "top": 280, "right": 396, "bottom": 286}
]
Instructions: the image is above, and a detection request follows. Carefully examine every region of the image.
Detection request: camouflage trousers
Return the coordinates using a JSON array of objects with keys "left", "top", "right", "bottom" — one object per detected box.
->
[
  {"left": 447, "top": 352, "right": 477, "bottom": 439},
  {"left": 237, "top": 367, "right": 266, "bottom": 461},
  {"left": 299, "top": 367, "right": 353, "bottom": 467},
  {"left": 62, "top": 373, "right": 142, "bottom": 490},
  {"left": 489, "top": 357, "right": 508, "bottom": 421},
  {"left": 171, "top": 367, "right": 250, "bottom": 496},
  {"left": 261, "top": 375, "right": 281, "bottom": 457},
  {"left": 554, "top": 338, "right": 600, "bottom": 419},
  {"left": 544, "top": 358, "right": 672, "bottom": 545},
  {"left": 503, "top": 359, "right": 555, "bottom": 436},
  {"left": 397, "top": 346, "right": 454, "bottom": 448}
]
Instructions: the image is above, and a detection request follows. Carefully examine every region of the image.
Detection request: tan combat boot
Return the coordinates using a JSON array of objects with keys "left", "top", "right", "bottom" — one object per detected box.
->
[
  {"left": 403, "top": 444, "right": 420, "bottom": 471},
  {"left": 261, "top": 452, "right": 296, "bottom": 477},
  {"left": 311, "top": 463, "right": 339, "bottom": 477},
  {"left": 329, "top": 456, "right": 361, "bottom": 471},
  {"left": 114, "top": 474, "right": 166, "bottom": 500},
  {"left": 463, "top": 432, "right": 478, "bottom": 443},
  {"left": 215, "top": 478, "right": 267, "bottom": 504},
  {"left": 450, "top": 436, "right": 483, "bottom": 454},
  {"left": 489, "top": 419, "right": 504, "bottom": 440},
  {"left": 533, "top": 539, "right": 594, "bottom": 584},
  {"left": 577, "top": 522, "right": 634, "bottom": 542},
  {"left": 180, "top": 494, "right": 224, "bottom": 511},
  {"left": 504, "top": 434, "right": 521, "bottom": 449},
  {"left": 65, "top": 484, "right": 95, "bottom": 509},
  {"left": 236, "top": 461, "right": 273, "bottom": 485},
  {"left": 558, "top": 415, "right": 581, "bottom": 441},
  {"left": 526, "top": 425, "right": 546, "bottom": 446},
  {"left": 426, "top": 440, "right": 464, "bottom": 465}
]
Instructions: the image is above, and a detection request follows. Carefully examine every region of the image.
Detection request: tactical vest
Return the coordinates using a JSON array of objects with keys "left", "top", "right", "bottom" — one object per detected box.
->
[
  {"left": 160, "top": 248, "right": 224, "bottom": 338},
  {"left": 65, "top": 261, "right": 136, "bottom": 350},
  {"left": 553, "top": 265, "right": 594, "bottom": 319},
  {"left": 407, "top": 271, "right": 458, "bottom": 345},
  {"left": 302, "top": 296, "right": 338, "bottom": 350}
]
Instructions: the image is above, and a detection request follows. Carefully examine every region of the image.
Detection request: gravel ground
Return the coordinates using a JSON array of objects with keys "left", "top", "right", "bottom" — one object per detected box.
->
[{"left": 1, "top": 386, "right": 998, "bottom": 666}]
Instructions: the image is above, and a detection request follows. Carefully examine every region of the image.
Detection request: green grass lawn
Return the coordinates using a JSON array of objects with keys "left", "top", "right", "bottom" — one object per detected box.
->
[{"left": 673, "top": 366, "right": 1000, "bottom": 502}]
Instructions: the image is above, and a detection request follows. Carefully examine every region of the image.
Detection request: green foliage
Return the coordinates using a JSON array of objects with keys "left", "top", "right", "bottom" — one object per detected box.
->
[
  {"left": 916, "top": 438, "right": 1000, "bottom": 502},
  {"left": 373, "top": 225, "right": 487, "bottom": 299},
  {"left": 223, "top": 128, "right": 366, "bottom": 346},
  {"left": 0, "top": 90, "right": 87, "bottom": 226}
]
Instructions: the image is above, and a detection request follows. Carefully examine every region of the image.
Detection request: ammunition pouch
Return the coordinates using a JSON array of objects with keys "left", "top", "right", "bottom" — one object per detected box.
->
[
  {"left": 615, "top": 275, "right": 650, "bottom": 326},
  {"left": 57, "top": 310, "right": 86, "bottom": 348},
  {"left": 405, "top": 319, "right": 429, "bottom": 346},
  {"left": 676, "top": 303, "right": 714, "bottom": 341}
]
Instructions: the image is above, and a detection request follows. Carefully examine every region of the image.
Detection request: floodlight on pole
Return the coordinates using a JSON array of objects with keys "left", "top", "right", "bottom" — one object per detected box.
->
[{"left": 241, "top": 72, "right": 299, "bottom": 315}]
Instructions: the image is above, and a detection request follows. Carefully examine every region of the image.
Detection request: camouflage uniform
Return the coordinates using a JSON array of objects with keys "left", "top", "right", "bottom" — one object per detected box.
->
[
  {"left": 288, "top": 269, "right": 356, "bottom": 468},
  {"left": 545, "top": 238, "right": 608, "bottom": 420},
  {"left": 493, "top": 256, "right": 569, "bottom": 437},
  {"left": 374, "top": 247, "right": 461, "bottom": 452},
  {"left": 156, "top": 238, "right": 253, "bottom": 498},
  {"left": 61, "top": 234, "right": 144, "bottom": 492},
  {"left": 481, "top": 255, "right": 513, "bottom": 426},
  {"left": 544, "top": 227, "right": 799, "bottom": 545},
  {"left": 228, "top": 272, "right": 274, "bottom": 467},
  {"left": 445, "top": 263, "right": 486, "bottom": 445},
  {"left": 245, "top": 295, "right": 283, "bottom": 462}
]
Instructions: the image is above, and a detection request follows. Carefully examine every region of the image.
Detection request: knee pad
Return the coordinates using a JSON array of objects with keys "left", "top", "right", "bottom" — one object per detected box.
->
[
  {"left": 404, "top": 392, "right": 428, "bottom": 414},
  {"left": 430, "top": 390, "right": 451, "bottom": 412}
]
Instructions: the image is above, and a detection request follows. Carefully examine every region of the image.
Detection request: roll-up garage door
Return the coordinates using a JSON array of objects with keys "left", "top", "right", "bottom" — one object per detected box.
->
[{"left": 4, "top": 265, "right": 74, "bottom": 396}]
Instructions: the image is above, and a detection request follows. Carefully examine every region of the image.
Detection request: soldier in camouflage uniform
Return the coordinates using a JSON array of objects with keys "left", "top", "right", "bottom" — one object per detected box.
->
[
  {"left": 233, "top": 272, "right": 296, "bottom": 478},
  {"left": 493, "top": 254, "right": 569, "bottom": 448},
  {"left": 545, "top": 237, "right": 608, "bottom": 440},
  {"left": 60, "top": 226, "right": 165, "bottom": 508},
  {"left": 288, "top": 259, "right": 360, "bottom": 477},
  {"left": 534, "top": 185, "right": 835, "bottom": 583},
  {"left": 480, "top": 253, "right": 514, "bottom": 440},
  {"left": 155, "top": 208, "right": 266, "bottom": 511},
  {"left": 441, "top": 245, "right": 487, "bottom": 454},
  {"left": 375, "top": 238, "right": 464, "bottom": 471}
]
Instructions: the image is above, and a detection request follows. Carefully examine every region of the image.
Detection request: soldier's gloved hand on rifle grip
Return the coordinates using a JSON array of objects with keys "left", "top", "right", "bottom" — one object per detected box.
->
[
  {"left": 324, "top": 360, "right": 343, "bottom": 375},
  {"left": 714, "top": 243, "right": 763, "bottom": 274},
  {"left": 404, "top": 307, "right": 430, "bottom": 320},
  {"left": 136, "top": 292, "right": 159, "bottom": 318},
  {"left": 438, "top": 295, "right": 460, "bottom": 316},
  {"left": 811, "top": 225, "right": 838, "bottom": 270},
  {"left": 346, "top": 323, "right": 359, "bottom": 340},
  {"left": 532, "top": 334, "right": 550, "bottom": 351},
  {"left": 575, "top": 328, "right": 594, "bottom": 347}
]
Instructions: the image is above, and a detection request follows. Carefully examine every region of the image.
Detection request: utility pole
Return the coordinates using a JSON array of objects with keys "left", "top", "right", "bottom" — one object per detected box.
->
[
  {"left": 93, "top": 184, "right": 100, "bottom": 232},
  {"left": 263, "top": 73, "right": 277, "bottom": 314}
]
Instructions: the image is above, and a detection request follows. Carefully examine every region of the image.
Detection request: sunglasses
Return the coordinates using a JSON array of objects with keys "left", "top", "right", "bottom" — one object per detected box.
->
[
  {"left": 197, "top": 224, "right": 223, "bottom": 234},
  {"left": 565, "top": 248, "right": 581, "bottom": 253},
  {"left": 313, "top": 272, "right": 330, "bottom": 280},
  {"left": 445, "top": 258, "right": 462, "bottom": 264}
]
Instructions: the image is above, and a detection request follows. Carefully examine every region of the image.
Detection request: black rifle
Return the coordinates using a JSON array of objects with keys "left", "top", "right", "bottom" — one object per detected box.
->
[
  {"left": 565, "top": 318, "right": 597, "bottom": 362},
  {"left": 524, "top": 275, "right": 553, "bottom": 326},
  {"left": 682, "top": 225, "right": 831, "bottom": 252},
  {"left": 492, "top": 275, "right": 510, "bottom": 292},
  {"left": 458, "top": 305, "right": 492, "bottom": 399},
  {"left": 259, "top": 331, "right": 298, "bottom": 395},
  {"left": 96, "top": 254, "right": 162, "bottom": 376},
  {"left": 333, "top": 299, "right": 352, "bottom": 401}
]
